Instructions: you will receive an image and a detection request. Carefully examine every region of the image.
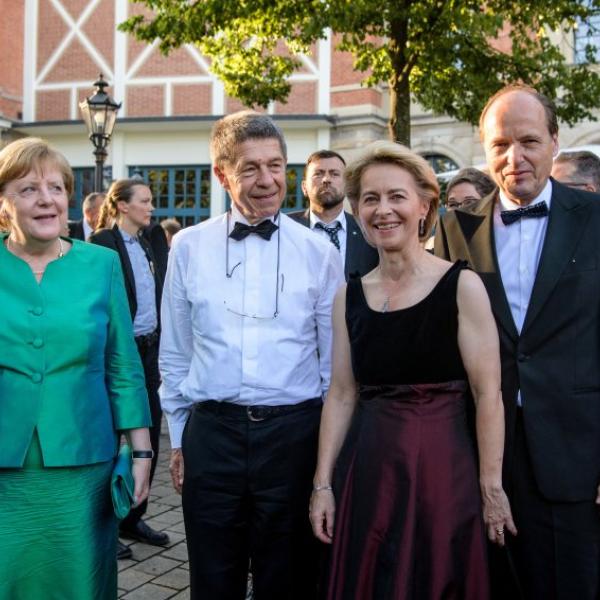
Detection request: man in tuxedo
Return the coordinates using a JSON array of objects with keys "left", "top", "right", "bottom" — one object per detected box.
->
[
  {"left": 552, "top": 149, "right": 600, "bottom": 193},
  {"left": 435, "top": 83, "right": 600, "bottom": 599},
  {"left": 160, "top": 112, "right": 343, "bottom": 599},
  {"left": 68, "top": 192, "right": 103, "bottom": 240},
  {"left": 289, "top": 150, "right": 378, "bottom": 279}
]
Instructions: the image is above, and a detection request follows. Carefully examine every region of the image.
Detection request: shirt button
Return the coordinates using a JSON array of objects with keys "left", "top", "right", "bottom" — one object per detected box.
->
[
  {"left": 31, "top": 306, "right": 43, "bottom": 316},
  {"left": 32, "top": 338, "right": 44, "bottom": 348},
  {"left": 31, "top": 372, "right": 42, "bottom": 383}
]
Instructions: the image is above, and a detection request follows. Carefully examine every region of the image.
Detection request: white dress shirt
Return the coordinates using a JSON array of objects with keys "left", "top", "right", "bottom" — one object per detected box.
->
[
  {"left": 309, "top": 209, "right": 347, "bottom": 269},
  {"left": 494, "top": 179, "right": 552, "bottom": 405},
  {"left": 83, "top": 219, "right": 93, "bottom": 240},
  {"left": 159, "top": 206, "right": 344, "bottom": 447}
]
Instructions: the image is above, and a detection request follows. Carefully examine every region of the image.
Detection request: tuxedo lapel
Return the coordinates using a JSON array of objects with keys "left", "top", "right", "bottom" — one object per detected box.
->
[
  {"left": 522, "top": 183, "right": 590, "bottom": 334},
  {"left": 456, "top": 194, "right": 519, "bottom": 342},
  {"left": 344, "top": 213, "right": 361, "bottom": 279}
]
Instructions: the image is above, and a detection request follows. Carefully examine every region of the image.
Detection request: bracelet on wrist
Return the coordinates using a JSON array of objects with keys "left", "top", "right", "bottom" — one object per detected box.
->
[
  {"left": 132, "top": 449, "right": 154, "bottom": 459},
  {"left": 313, "top": 484, "right": 333, "bottom": 492}
]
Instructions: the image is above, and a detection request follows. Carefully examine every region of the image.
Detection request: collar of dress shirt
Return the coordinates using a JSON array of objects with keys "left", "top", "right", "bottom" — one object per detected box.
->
[
  {"left": 497, "top": 178, "right": 553, "bottom": 214},
  {"left": 230, "top": 203, "right": 280, "bottom": 226},
  {"left": 83, "top": 219, "right": 93, "bottom": 239},
  {"left": 119, "top": 228, "right": 139, "bottom": 244},
  {"left": 309, "top": 208, "right": 346, "bottom": 231}
]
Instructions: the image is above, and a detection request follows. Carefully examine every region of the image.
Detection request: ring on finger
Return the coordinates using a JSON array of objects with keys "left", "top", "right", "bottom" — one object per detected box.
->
[{"left": 496, "top": 528, "right": 504, "bottom": 535}]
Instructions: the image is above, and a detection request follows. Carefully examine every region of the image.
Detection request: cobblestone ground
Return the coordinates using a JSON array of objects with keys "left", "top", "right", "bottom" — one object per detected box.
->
[{"left": 117, "top": 423, "right": 253, "bottom": 599}]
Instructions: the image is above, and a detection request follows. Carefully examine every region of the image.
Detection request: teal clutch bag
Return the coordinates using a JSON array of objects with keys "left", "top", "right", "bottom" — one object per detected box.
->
[{"left": 111, "top": 444, "right": 135, "bottom": 520}]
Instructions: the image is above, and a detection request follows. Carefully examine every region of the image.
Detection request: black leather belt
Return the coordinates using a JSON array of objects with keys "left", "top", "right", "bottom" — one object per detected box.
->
[
  {"left": 135, "top": 329, "right": 159, "bottom": 348},
  {"left": 196, "top": 397, "right": 322, "bottom": 422}
]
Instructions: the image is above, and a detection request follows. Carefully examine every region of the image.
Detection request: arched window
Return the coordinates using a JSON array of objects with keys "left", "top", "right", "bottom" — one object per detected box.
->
[{"left": 421, "top": 154, "right": 459, "bottom": 175}]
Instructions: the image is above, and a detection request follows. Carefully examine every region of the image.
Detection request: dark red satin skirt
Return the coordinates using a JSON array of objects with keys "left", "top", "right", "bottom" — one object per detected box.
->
[{"left": 324, "top": 381, "right": 489, "bottom": 600}]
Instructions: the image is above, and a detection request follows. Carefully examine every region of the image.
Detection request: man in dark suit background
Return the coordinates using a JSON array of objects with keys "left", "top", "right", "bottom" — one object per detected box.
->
[
  {"left": 289, "top": 150, "right": 378, "bottom": 279},
  {"left": 552, "top": 149, "right": 600, "bottom": 194},
  {"left": 68, "top": 192, "right": 104, "bottom": 240},
  {"left": 435, "top": 83, "right": 600, "bottom": 599}
]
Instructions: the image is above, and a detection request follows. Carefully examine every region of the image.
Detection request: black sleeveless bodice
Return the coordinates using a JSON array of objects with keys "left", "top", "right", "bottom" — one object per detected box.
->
[{"left": 345, "top": 261, "right": 468, "bottom": 385}]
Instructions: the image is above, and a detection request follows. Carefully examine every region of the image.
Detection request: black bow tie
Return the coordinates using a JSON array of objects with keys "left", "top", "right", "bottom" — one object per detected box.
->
[
  {"left": 229, "top": 219, "right": 278, "bottom": 241},
  {"left": 500, "top": 201, "right": 549, "bottom": 226}
]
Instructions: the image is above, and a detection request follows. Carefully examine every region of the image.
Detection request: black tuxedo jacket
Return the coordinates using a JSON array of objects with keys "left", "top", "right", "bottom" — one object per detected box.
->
[
  {"left": 288, "top": 209, "right": 379, "bottom": 279},
  {"left": 89, "top": 224, "right": 165, "bottom": 325},
  {"left": 435, "top": 180, "right": 600, "bottom": 502},
  {"left": 68, "top": 219, "right": 85, "bottom": 241}
]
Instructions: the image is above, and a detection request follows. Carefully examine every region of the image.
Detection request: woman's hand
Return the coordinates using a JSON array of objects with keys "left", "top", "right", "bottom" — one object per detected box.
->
[
  {"left": 481, "top": 484, "right": 517, "bottom": 546},
  {"left": 125, "top": 428, "right": 152, "bottom": 506},
  {"left": 131, "top": 457, "right": 151, "bottom": 507},
  {"left": 309, "top": 488, "right": 335, "bottom": 544}
]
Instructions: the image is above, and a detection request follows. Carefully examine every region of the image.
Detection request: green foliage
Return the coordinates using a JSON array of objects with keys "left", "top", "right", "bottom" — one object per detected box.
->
[{"left": 120, "top": 0, "right": 600, "bottom": 145}]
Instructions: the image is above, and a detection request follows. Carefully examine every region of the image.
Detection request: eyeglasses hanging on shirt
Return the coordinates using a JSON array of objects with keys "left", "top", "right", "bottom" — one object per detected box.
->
[{"left": 224, "top": 210, "right": 282, "bottom": 320}]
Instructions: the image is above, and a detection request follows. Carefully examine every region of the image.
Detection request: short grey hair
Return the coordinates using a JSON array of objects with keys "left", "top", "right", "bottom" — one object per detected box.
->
[
  {"left": 554, "top": 150, "right": 600, "bottom": 191},
  {"left": 210, "top": 110, "right": 287, "bottom": 169},
  {"left": 82, "top": 192, "right": 104, "bottom": 212}
]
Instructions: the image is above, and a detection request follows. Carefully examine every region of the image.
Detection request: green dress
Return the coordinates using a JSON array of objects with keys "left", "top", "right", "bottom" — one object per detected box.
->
[
  {"left": 0, "top": 237, "right": 151, "bottom": 600},
  {"left": 0, "top": 432, "right": 117, "bottom": 600}
]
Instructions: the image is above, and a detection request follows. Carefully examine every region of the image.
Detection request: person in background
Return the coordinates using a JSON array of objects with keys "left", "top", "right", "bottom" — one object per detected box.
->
[
  {"left": 0, "top": 138, "right": 151, "bottom": 599},
  {"left": 290, "top": 150, "right": 378, "bottom": 279},
  {"left": 91, "top": 179, "right": 168, "bottom": 559},
  {"left": 160, "top": 217, "right": 182, "bottom": 248},
  {"left": 311, "top": 140, "right": 512, "bottom": 599},
  {"left": 551, "top": 150, "right": 600, "bottom": 193},
  {"left": 68, "top": 191, "right": 104, "bottom": 240},
  {"left": 436, "top": 84, "right": 600, "bottom": 599},
  {"left": 160, "top": 111, "right": 344, "bottom": 599},
  {"left": 445, "top": 167, "right": 496, "bottom": 210}
]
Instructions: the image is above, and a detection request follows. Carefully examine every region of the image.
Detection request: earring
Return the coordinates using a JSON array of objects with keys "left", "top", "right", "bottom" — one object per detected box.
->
[{"left": 418, "top": 218, "right": 426, "bottom": 238}]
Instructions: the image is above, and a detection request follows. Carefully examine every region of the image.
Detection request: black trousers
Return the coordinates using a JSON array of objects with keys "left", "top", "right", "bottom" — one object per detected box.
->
[
  {"left": 121, "top": 336, "right": 162, "bottom": 528},
  {"left": 491, "top": 410, "right": 600, "bottom": 600},
  {"left": 182, "top": 400, "right": 322, "bottom": 600}
]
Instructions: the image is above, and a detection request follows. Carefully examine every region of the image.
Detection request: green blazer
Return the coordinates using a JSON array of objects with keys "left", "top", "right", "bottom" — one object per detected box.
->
[{"left": 0, "top": 235, "right": 151, "bottom": 468}]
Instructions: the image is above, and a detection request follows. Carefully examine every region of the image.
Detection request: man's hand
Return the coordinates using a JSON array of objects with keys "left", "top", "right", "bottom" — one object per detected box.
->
[
  {"left": 170, "top": 448, "right": 184, "bottom": 494},
  {"left": 596, "top": 483, "right": 600, "bottom": 505}
]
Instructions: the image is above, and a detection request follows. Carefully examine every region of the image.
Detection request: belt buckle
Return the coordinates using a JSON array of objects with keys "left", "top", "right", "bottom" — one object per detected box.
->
[{"left": 246, "top": 406, "right": 266, "bottom": 422}]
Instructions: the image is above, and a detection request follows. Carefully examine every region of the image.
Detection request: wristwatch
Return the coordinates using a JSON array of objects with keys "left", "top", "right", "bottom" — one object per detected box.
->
[{"left": 132, "top": 449, "right": 154, "bottom": 459}]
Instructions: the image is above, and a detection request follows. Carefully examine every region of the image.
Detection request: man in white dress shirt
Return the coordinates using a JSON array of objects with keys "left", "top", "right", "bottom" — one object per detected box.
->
[
  {"left": 435, "top": 84, "right": 600, "bottom": 599},
  {"left": 159, "top": 111, "right": 344, "bottom": 600}
]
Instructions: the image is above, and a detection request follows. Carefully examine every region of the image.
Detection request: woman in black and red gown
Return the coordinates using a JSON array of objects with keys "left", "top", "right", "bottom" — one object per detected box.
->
[{"left": 310, "top": 141, "right": 515, "bottom": 600}]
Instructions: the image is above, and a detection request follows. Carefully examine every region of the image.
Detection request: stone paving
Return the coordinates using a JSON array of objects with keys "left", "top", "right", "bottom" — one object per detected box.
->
[{"left": 117, "top": 425, "right": 252, "bottom": 599}]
